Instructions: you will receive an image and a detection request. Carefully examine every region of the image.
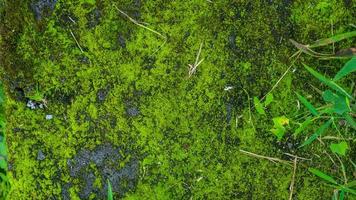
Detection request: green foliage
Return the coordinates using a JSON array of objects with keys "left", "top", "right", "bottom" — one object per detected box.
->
[
  {"left": 299, "top": 118, "right": 332, "bottom": 147},
  {"left": 334, "top": 57, "right": 356, "bottom": 81},
  {"left": 296, "top": 93, "right": 319, "bottom": 116},
  {"left": 270, "top": 116, "right": 289, "bottom": 140},
  {"left": 330, "top": 141, "right": 348, "bottom": 156},
  {"left": 296, "top": 57, "right": 356, "bottom": 147},
  {"left": 0, "top": 83, "right": 9, "bottom": 199},
  {"left": 0, "top": 0, "right": 354, "bottom": 199},
  {"left": 309, "top": 168, "right": 356, "bottom": 198},
  {"left": 254, "top": 93, "right": 274, "bottom": 115}
]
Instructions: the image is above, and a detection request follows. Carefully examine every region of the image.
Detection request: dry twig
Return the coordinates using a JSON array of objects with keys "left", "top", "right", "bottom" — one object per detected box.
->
[
  {"left": 188, "top": 42, "right": 204, "bottom": 77},
  {"left": 289, "top": 158, "right": 298, "bottom": 200},
  {"left": 239, "top": 149, "right": 292, "bottom": 166}
]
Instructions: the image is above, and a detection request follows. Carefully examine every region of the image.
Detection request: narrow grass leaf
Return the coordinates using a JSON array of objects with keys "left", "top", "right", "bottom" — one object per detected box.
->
[
  {"left": 107, "top": 179, "right": 113, "bottom": 200},
  {"left": 253, "top": 97, "right": 266, "bottom": 115},
  {"left": 346, "top": 180, "right": 356, "bottom": 188},
  {"left": 338, "top": 186, "right": 356, "bottom": 195},
  {"left": 300, "top": 118, "right": 332, "bottom": 147},
  {"left": 343, "top": 113, "right": 356, "bottom": 130},
  {"left": 296, "top": 93, "right": 319, "bottom": 116},
  {"left": 294, "top": 117, "right": 313, "bottom": 137},
  {"left": 310, "top": 31, "right": 356, "bottom": 48},
  {"left": 339, "top": 190, "right": 345, "bottom": 200},
  {"left": 303, "top": 64, "right": 353, "bottom": 100},
  {"left": 334, "top": 57, "right": 356, "bottom": 81},
  {"left": 309, "top": 168, "right": 338, "bottom": 185}
]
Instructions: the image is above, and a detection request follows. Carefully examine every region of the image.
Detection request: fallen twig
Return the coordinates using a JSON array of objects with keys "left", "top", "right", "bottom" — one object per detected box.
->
[
  {"left": 283, "top": 153, "right": 311, "bottom": 161},
  {"left": 188, "top": 42, "right": 204, "bottom": 77},
  {"left": 70, "top": 30, "right": 84, "bottom": 53},
  {"left": 239, "top": 149, "right": 292, "bottom": 166},
  {"left": 113, "top": 5, "right": 165, "bottom": 39},
  {"left": 289, "top": 158, "right": 298, "bottom": 200}
]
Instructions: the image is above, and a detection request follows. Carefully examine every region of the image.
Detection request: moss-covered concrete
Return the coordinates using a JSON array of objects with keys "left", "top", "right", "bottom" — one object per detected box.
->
[{"left": 0, "top": 0, "right": 355, "bottom": 199}]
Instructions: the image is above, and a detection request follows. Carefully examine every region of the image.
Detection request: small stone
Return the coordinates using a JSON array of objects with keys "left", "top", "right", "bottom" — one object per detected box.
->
[
  {"left": 126, "top": 107, "right": 140, "bottom": 117},
  {"left": 26, "top": 100, "right": 36, "bottom": 110},
  {"left": 46, "top": 115, "right": 53, "bottom": 120},
  {"left": 37, "top": 150, "right": 46, "bottom": 161},
  {"left": 97, "top": 89, "right": 108, "bottom": 102}
]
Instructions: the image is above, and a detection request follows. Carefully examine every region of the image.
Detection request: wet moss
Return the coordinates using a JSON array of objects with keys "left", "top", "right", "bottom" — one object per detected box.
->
[{"left": 0, "top": 0, "right": 355, "bottom": 199}]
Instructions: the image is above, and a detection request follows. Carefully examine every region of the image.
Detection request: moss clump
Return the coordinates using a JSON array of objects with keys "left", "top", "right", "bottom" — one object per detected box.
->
[{"left": 0, "top": 0, "right": 355, "bottom": 199}]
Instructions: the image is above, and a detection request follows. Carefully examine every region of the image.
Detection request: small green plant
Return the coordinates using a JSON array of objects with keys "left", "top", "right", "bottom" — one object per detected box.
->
[
  {"left": 296, "top": 58, "right": 355, "bottom": 149},
  {"left": 309, "top": 168, "right": 356, "bottom": 199},
  {"left": 26, "top": 83, "right": 46, "bottom": 103},
  {"left": 253, "top": 93, "right": 274, "bottom": 115},
  {"left": 0, "top": 82, "right": 10, "bottom": 199},
  {"left": 107, "top": 179, "right": 113, "bottom": 200}
]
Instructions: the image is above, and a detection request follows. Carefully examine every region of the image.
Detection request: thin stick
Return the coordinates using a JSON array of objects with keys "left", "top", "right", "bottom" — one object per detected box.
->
[
  {"left": 188, "top": 42, "right": 204, "bottom": 77},
  {"left": 284, "top": 153, "right": 311, "bottom": 161},
  {"left": 239, "top": 149, "right": 292, "bottom": 166},
  {"left": 262, "top": 51, "right": 302, "bottom": 100},
  {"left": 331, "top": 20, "right": 335, "bottom": 54},
  {"left": 113, "top": 5, "right": 165, "bottom": 39},
  {"left": 242, "top": 88, "right": 255, "bottom": 131},
  {"left": 70, "top": 30, "right": 83, "bottom": 53},
  {"left": 324, "top": 151, "right": 336, "bottom": 167},
  {"left": 335, "top": 155, "right": 347, "bottom": 184},
  {"left": 289, "top": 158, "right": 297, "bottom": 200}
]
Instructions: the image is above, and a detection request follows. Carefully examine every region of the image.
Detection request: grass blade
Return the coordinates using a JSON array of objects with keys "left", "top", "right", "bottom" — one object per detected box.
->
[
  {"left": 310, "top": 31, "right": 356, "bottom": 48},
  {"left": 294, "top": 117, "right": 313, "bottom": 137},
  {"left": 334, "top": 57, "right": 356, "bottom": 81},
  {"left": 343, "top": 113, "right": 356, "bottom": 130},
  {"left": 346, "top": 180, "right": 356, "bottom": 188},
  {"left": 300, "top": 118, "right": 332, "bottom": 147},
  {"left": 107, "top": 179, "right": 113, "bottom": 200},
  {"left": 296, "top": 93, "right": 319, "bottom": 116},
  {"left": 339, "top": 190, "right": 345, "bottom": 200},
  {"left": 303, "top": 64, "right": 353, "bottom": 100},
  {"left": 309, "top": 168, "right": 338, "bottom": 185}
]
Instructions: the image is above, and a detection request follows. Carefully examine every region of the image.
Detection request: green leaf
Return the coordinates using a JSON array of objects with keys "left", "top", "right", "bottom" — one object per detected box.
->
[
  {"left": 296, "top": 93, "right": 319, "bottom": 116},
  {"left": 294, "top": 117, "right": 313, "bottom": 137},
  {"left": 310, "top": 31, "right": 356, "bottom": 48},
  {"left": 300, "top": 119, "right": 332, "bottom": 147},
  {"left": 323, "top": 90, "right": 351, "bottom": 115},
  {"left": 334, "top": 57, "right": 356, "bottom": 81},
  {"left": 0, "top": 158, "right": 7, "bottom": 170},
  {"left": 107, "top": 179, "right": 113, "bottom": 200},
  {"left": 264, "top": 93, "right": 274, "bottom": 106},
  {"left": 254, "top": 97, "right": 266, "bottom": 115},
  {"left": 309, "top": 168, "right": 338, "bottom": 185},
  {"left": 330, "top": 141, "right": 348, "bottom": 156},
  {"left": 303, "top": 64, "right": 353, "bottom": 100},
  {"left": 270, "top": 116, "right": 289, "bottom": 140}
]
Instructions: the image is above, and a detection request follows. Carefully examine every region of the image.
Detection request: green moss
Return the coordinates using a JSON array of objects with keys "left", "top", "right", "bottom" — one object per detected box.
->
[{"left": 0, "top": 0, "right": 355, "bottom": 199}]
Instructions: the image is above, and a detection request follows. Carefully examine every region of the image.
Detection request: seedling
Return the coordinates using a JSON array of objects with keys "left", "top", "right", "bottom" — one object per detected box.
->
[
  {"left": 254, "top": 93, "right": 274, "bottom": 115},
  {"left": 26, "top": 83, "right": 47, "bottom": 106},
  {"left": 295, "top": 58, "right": 355, "bottom": 149}
]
